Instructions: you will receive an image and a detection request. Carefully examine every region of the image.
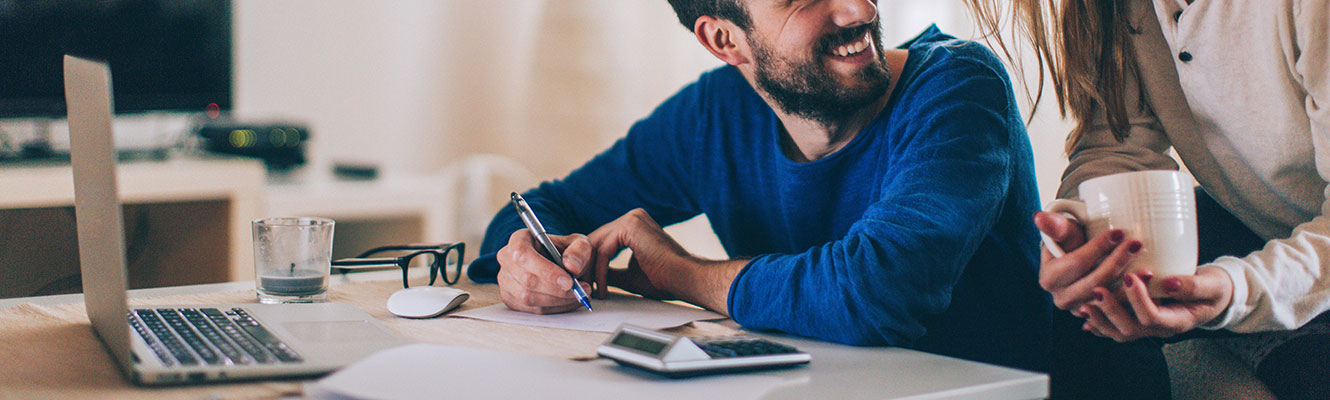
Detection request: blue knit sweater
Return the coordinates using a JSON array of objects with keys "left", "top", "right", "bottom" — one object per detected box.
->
[{"left": 470, "top": 26, "right": 1050, "bottom": 372}]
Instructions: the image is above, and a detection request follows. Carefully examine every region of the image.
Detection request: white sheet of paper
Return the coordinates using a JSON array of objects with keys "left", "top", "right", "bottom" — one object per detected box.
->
[
  {"left": 306, "top": 344, "right": 790, "bottom": 400},
  {"left": 451, "top": 293, "right": 723, "bottom": 332}
]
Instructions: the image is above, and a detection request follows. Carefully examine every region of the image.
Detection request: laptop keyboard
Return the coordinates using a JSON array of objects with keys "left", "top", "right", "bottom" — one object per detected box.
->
[{"left": 128, "top": 308, "right": 303, "bottom": 367}]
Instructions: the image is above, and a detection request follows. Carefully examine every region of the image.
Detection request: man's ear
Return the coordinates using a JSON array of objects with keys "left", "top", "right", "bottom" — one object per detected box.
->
[{"left": 694, "top": 16, "right": 750, "bottom": 66}]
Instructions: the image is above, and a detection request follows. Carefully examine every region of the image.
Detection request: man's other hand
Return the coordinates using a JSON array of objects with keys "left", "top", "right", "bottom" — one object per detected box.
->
[
  {"left": 495, "top": 230, "right": 595, "bottom": 314},
  {"left": 587, "top": 209, "right": 693, "bottom": 301}
]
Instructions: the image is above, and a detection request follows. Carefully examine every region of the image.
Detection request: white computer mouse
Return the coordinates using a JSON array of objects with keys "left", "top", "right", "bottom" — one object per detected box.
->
[{"left": 386, "top": 286, "right": 470, "bottom": 319}]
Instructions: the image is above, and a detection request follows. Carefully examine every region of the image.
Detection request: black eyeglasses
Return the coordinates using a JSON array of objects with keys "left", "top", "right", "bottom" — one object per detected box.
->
[{"left": 331, "top": 243, "right": 466, "bottom": 288}]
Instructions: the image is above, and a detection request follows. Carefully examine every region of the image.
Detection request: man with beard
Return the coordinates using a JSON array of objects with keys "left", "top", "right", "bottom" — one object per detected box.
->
[{"left": 469, "top": 0, "right": 1050, "bottom": 371}]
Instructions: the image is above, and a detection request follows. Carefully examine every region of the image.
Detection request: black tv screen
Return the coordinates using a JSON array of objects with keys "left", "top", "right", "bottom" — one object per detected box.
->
[{"left": 0, "top": 0, "right": 231, "bottom": 118}]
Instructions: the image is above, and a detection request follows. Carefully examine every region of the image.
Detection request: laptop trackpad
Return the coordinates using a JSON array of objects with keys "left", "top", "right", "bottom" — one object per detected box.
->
[{"left": 281, "top": 321, "right": 389, "bottom": 343}]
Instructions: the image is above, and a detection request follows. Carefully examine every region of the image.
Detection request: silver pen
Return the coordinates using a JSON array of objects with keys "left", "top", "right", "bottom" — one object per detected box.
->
[{"left": 510, "top": 192, "right": 594, "bottom": 312}]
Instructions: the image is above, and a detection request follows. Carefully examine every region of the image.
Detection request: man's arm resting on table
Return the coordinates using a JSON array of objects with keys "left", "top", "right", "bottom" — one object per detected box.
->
[
  {"left": 585, "top": 208, "right": 745, "bottom": 315},
  {"left": 654, "top": 258, "right": 748, "bottom": 316}
]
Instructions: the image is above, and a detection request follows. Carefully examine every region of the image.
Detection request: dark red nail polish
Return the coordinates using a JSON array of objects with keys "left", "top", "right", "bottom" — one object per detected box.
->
[
  {"left": 1110, "top": 230, "right": 1125, "bottom": 243},
  {"left": 1127, "top": 241, "right": 1143, "bottom": 253},
  {"left": 1163, "top": 278, "right": 1183, "bottom": 292},
  {"left": 1138, "top": 272, "right": 1154, "bottom": 285},
  {"left": 1124, "top": 277, "right": 1134, "bottom": 288},
  {"left": 1094, "top": 292, "right": 1104, "bottom": 302}
]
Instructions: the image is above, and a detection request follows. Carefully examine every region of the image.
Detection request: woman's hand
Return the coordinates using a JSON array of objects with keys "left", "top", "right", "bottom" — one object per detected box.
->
[
  {"left": 1035, "top": 211, "right": 1143, "bottom": 311},
  {"left": 1078, "top": 266, "right": 1235, "bottom": 342}
]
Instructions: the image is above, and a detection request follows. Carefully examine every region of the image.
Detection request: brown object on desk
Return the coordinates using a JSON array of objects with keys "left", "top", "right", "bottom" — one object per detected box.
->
[
  {"left": 0, "top": 277, "right": 738, "bottom": 399},
  {"left": 0, "top": 201, "right": 231, "bottom": 299}
]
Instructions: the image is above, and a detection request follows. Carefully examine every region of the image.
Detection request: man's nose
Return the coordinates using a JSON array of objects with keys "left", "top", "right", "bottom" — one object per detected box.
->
[{"left": 830, "top": 0, "right": 878, "bottom": 28}]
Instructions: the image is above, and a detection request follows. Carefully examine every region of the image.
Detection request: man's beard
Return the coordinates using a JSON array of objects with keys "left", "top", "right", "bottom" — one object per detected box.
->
[{"left": 750, "top": 23, "right": 892, "bottom": 125}]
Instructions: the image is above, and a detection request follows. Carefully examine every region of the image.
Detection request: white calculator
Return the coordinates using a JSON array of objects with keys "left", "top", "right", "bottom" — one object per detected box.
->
[{"left": 597, "top": 324, "right": 811, "bottom": 378}]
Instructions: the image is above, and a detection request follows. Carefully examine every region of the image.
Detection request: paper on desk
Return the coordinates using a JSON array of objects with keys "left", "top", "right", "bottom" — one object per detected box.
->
[
  {"left": 306, "top": 344, "right": 789, "bottom": 400},
  {"left": 451, "top": 293, "right": 724, "bottom": 332}
]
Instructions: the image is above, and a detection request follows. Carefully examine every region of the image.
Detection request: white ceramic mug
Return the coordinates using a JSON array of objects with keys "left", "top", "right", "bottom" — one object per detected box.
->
[{"left": 1041, "top": 170, "right": 1197, "bottom": 297}]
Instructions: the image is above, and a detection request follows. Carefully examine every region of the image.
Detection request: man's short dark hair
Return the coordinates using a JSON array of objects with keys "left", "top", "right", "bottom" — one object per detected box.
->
[{"left": 666, "top": 0, "right": 751, "bottom": 32}]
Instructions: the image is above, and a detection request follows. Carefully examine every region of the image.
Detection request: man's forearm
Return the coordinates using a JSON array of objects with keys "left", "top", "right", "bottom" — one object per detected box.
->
[{"left": 666, "top": 258, "right": 748, "bottom": 316}]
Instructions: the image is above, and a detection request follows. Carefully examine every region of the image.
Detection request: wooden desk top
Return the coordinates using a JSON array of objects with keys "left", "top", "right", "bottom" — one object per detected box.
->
[
  {"left": 0, "top": 274, "right": 732, "bottom": 400},
  {"left": 0, "top": 273, "right": 1047, "bottom": 400}
]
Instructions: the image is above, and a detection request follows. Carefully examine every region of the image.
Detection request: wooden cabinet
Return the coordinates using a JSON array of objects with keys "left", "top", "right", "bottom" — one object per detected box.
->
[{"left": 0, "top": 157, "right": 265, "bottom": 298}]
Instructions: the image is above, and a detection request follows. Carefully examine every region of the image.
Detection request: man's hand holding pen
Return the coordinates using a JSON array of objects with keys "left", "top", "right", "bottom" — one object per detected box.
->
[
  {"left": 497, "top": 207, "right": 725, "bottom": 315},
  {"left": 495, "top": 231, "right": 597, "bottom": 315}
]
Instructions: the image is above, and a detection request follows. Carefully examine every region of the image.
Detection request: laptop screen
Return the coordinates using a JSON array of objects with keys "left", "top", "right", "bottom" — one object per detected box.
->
[{"left": 64, "top": 54, "right": 133, "bottom": 373}]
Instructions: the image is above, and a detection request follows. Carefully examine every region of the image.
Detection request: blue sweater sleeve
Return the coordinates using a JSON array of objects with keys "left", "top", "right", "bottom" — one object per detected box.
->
[
  {"left": 468, "top": 78, "right": 709, "bottom": 282},
  {"left": 727, "top": 58, "right": 1022, "bottom": 346}
]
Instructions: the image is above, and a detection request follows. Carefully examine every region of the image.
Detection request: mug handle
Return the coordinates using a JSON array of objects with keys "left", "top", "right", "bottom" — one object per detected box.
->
[{"left": 1040, "top": 199, "right": 1088, "bottom": 258}]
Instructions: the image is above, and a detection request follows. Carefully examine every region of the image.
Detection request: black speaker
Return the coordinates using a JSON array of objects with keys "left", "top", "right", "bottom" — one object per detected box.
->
[{"left": 197, "top": 122, "right": 308, "bottom": 169}]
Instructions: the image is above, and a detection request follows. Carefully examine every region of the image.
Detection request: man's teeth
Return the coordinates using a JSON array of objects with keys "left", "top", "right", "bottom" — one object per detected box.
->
[{"left": 833, "top": 32, "right": 873, "bottom": 57}]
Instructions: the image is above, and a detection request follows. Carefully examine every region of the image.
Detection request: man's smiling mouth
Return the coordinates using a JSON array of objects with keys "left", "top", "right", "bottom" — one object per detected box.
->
[{"left": 828, "top": 31, "right": 873, "bottom": 57}]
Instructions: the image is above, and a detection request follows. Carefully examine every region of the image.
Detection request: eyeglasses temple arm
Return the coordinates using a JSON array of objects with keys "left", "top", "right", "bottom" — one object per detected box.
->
[
  {"left": 331, "top": 258, "right": 405, "bottom": 275},
  {"left": 332, "top": 257, "right": 400, "bottom": 266}
]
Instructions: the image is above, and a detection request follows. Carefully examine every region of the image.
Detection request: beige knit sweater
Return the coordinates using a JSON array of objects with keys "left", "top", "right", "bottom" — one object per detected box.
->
[{"left": 1059, "top": 0, "right": 1330, "bottom": 332}]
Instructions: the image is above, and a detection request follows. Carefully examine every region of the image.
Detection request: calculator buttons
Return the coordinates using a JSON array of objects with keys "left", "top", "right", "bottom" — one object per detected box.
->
[
  {"left": 695, "top": 337, "right": 802, "bottom": 358},
  {"left": 598, "top": 324, "right": 810, "bottom": 377}
]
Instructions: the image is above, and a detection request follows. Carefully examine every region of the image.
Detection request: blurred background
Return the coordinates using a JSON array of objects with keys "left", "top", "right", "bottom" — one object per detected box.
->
[
  {"left": 0, "top": 0, "right": 1073, "bottom": 296},
  {"left": 232, "top": 0, "right": 1071, "bottom": 196}
]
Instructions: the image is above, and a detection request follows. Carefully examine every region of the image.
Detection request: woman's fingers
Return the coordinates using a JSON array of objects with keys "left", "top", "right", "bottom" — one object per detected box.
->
[
  {"left": 1161, "top": 268, "right": 1231, "bottom": 303},
  {"left": 1044, "top": 235, "right": 1136, "bottom": 310},
  {"left": 1035, "top": 211, "right": 1087, "bottom": 249},
  {"left": 1120, "top": 273, "right": 1167, "bottom": 332},
  {"left": 1080, "top": 303, "right": 1123, "bottom": 341},
  {"left": 1093, "top": 287, "right": 1144, "bottom": 341},
  {"left": 1039, "top": 228, "right": 1124, "bottom": 289},
  {"left": 1077, "top": 272, "right": 1221, "bottom": 342}
]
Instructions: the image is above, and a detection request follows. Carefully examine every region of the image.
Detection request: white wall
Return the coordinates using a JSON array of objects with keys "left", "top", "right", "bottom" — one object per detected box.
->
[
  {"left": 0, "top": 1, "right": 1072, "bottom": 203},
  {"left": 232, "top": 0, "right": 1072, "bottom": 204},
  {"left": 232, "top": 0, "right": 452, "bottom": 176},
  {"left": 233, "top": 0, "right": 719, "bottom": 180}
]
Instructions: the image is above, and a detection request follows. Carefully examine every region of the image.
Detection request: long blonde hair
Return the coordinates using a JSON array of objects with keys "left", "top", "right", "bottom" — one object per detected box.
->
[{"left": 962, "top": 0, "right": 1142, "bottom": 155}]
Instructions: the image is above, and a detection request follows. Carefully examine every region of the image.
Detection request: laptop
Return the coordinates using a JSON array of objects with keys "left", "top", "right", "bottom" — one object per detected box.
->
[{"left": 63, "top": 54, "right": 408, "bottom": 385}]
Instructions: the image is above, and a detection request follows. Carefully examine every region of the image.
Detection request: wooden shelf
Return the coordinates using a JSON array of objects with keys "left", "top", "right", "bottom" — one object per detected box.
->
[{"left": 0, "top": 157, "right": 265, "bottom": 298}]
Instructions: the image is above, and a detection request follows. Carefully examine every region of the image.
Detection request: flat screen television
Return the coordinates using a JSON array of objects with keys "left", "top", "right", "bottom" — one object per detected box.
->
[{"left": 0, "top": 0, "right": 232, "bottom": 119}]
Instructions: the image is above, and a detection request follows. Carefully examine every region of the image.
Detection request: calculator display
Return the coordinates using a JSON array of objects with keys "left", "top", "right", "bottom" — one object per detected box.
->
[{"left": 610, "top": 333, "right": 668, "bottom": 355}]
